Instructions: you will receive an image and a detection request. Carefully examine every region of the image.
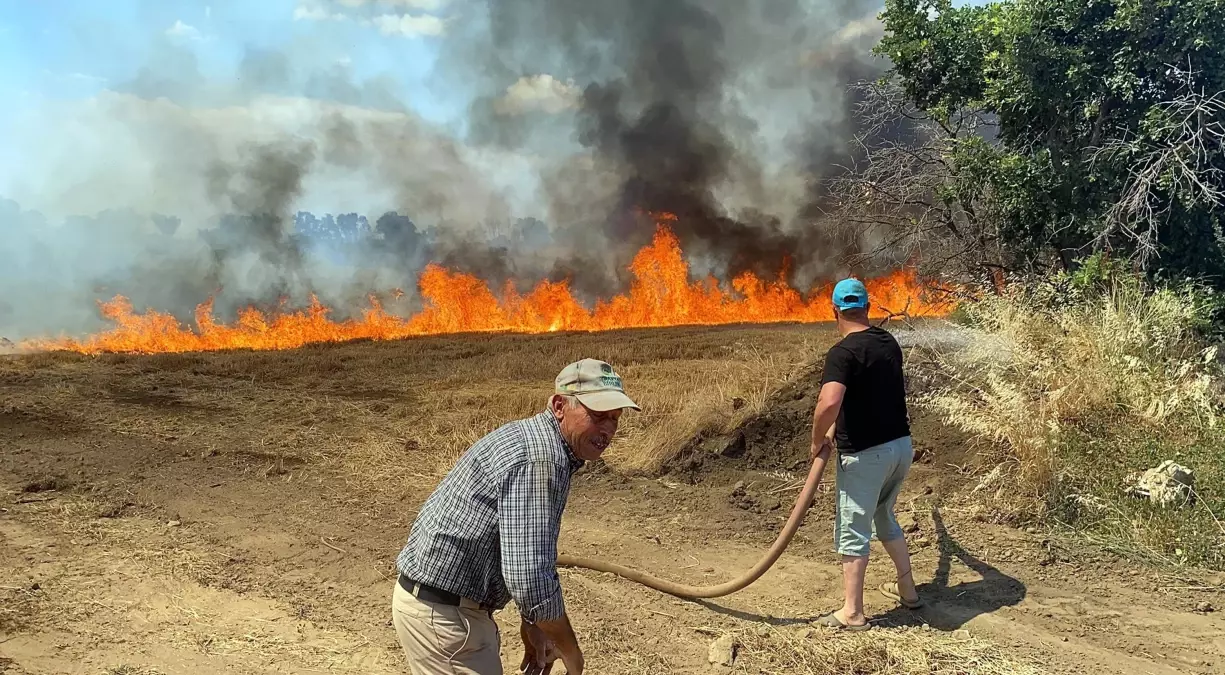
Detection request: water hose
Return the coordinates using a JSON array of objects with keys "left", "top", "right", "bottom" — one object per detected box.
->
[{"left": 556, "top": 455, "right": 826, "bottom": 599}]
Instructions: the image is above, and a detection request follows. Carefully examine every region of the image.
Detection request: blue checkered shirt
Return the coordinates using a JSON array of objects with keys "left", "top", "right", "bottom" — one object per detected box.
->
[{"left": 395, "top": 410, "right": 583, "bottom": 622}]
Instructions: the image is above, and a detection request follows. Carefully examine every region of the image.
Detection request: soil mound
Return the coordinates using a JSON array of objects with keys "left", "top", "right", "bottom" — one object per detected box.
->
[
  {"left": 664, "top": 363, "right": 824, "bottom": 480},
  {"left": 663, "top": 334, "right": 968, "bottom": 484}
]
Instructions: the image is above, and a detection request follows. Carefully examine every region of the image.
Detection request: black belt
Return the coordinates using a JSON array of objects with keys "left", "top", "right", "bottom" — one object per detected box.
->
[{"left": 398, "top": 573, "right": 468, "bottom": 607}]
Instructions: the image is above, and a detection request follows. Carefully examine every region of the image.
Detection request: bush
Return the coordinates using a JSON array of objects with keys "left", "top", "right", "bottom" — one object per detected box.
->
[{"left": 920, "top": 270, "right": 1225, "bottom": 568}]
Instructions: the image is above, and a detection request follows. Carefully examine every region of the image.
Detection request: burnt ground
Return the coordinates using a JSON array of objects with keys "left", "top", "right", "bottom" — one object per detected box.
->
[{"left": 2, "top": 325, "right": 1224, "bottom": 674}]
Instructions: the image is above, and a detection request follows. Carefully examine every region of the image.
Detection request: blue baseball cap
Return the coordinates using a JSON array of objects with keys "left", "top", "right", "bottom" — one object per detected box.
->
[{"left": 832, "top": 278, "right": 869, "bottom": 310}]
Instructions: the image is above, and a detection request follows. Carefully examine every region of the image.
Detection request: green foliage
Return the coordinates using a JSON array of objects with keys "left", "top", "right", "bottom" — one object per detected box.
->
[
  {"left": 1058, "top": 251, "right": 1225, "bottom": 335},
  {"left": 877, "top": 0, "right": 1225, "bottom": 288},
  {"left": 875, "top": 0, "right": 999, "bottom": 114},
  {"left": 1066, "top": 251, "right": 1123, "bottom": 291}
]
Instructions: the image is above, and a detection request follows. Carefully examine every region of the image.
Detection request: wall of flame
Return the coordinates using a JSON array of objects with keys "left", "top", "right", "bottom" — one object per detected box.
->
[{"left": 28, "top": 225, "right": 953, "bottom": 355}]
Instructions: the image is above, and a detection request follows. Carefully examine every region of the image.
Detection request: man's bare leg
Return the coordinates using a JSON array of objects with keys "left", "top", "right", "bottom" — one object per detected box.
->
[
  {"left": 881, "top": 536, "right": 919, "bottom": 602},
  {"left": 834, "top": 554, "right": 870, "bottom": 626}
]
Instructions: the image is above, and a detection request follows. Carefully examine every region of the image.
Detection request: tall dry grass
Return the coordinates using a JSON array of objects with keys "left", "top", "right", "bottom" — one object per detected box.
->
[
  {"left": 364, "top": 327, "right": 829, "bottom": 480},
  {"left": 920, "top": 272, "right": 1225, "bottom": 567}
]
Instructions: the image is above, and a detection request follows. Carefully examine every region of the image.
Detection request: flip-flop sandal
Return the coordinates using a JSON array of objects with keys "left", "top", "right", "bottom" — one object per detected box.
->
[
  {"left": 879, "top": 582, "right": 924, "bottom": 609},
  {"left": 813, "top": 611, "right": 872, "bottom": 631}
]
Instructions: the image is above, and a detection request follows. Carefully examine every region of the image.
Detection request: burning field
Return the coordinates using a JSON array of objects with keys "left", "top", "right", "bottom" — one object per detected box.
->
[
  {"left": 20, "top": 220, "right": 951, "bottom": 356},
  {"left": 3, "top": 322, "right": 1224, "bottom": 674}
]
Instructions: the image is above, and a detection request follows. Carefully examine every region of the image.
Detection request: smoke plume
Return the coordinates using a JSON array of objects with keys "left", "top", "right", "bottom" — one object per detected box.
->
[{"left": 0, "top": 1, "right": 896, "bottom": 339}]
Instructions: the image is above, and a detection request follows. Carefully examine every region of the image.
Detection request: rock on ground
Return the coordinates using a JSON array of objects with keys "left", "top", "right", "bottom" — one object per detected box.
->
[
  {"left": 707, "top": 634, "right": 738, "bottom": 667},
  {"left": 1127, "top": 460, "right": 1195, "bottom": 508}
]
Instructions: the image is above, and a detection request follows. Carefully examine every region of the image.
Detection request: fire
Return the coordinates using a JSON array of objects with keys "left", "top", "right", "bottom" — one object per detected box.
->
[{"left": 29, "top": 223, "right": 953, "bottom": 355}]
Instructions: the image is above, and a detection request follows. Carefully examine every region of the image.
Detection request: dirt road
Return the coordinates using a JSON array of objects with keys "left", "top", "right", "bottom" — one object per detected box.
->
[{"left": 3, "top": 410, "right": 1222, "bottom": 674}]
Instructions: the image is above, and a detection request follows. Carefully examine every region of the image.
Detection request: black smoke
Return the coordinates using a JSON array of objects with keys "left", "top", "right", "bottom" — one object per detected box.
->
[
  {"left": 1, "top": 1, "right": 915, "bottom": 340},
  {"left": 444, "top": 0, "right": 895, "bottom": 288}
]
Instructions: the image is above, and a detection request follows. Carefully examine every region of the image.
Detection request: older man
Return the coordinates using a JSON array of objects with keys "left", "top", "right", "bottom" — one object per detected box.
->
[
  {"left": 391, "top": 358, "right": 639, "bottom": 675},
  {"left": 809, "top": 278, "right": 923, "bottom": 631}
]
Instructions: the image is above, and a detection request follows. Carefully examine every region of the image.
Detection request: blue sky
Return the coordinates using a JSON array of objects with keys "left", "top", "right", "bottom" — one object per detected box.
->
[
  {"left": 0, "top": 0, "right": 456, "bottom": 140},
  {"left": 0, "top": 0, "right": 472, "bottom": 203},
  {"left": 0, "top": 0, "right": 988, "bottom": 128}
]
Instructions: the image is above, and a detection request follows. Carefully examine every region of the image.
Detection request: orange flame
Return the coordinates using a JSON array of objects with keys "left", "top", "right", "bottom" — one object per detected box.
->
[{"left": 29, "top": 222, "right": 953, "bottom": 355}]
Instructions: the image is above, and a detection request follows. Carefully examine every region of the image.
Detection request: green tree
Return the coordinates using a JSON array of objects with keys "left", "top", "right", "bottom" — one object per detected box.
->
[{"left": 876, "top": 0, "right": 1225, "bottom": 287}]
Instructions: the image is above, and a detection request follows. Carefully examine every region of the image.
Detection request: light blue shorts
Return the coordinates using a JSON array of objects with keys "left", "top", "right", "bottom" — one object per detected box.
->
[{"left": 834, "top": 435, "right": 913, "bottom": 557}]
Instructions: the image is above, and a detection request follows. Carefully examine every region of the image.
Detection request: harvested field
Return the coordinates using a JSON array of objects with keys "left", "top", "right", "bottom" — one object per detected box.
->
[{"left": 2, "top": 323, "right": 1223, "bottom": 674}]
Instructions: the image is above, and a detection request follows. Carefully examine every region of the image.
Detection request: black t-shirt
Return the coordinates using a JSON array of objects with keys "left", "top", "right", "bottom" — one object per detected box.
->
[{"left": 820, "top": 326, "right": 910, "bottom": 452}]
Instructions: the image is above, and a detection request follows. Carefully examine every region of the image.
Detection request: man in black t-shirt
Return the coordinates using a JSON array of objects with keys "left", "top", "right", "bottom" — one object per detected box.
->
[{"left": 808, "top": 278, "right": 922, "bottom": 630}]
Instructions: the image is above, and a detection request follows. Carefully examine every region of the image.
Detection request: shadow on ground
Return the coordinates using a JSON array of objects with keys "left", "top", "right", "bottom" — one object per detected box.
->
[
  {"left": 695, "top": 507, "right": 1027, "bottom": 631},
  {"left": 874, "top": 507, "right": 1027, "bottom": 629}
]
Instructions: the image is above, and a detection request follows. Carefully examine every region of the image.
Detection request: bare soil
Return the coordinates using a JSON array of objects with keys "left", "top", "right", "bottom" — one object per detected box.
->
[{"left": 2, "top": 325, "right": 1223, "bottom": 674}]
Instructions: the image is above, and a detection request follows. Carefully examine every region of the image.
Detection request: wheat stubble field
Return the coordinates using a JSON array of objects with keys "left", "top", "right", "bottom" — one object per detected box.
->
[{"left": 2, "top": 323, "right": 1223, "bottom": 674}]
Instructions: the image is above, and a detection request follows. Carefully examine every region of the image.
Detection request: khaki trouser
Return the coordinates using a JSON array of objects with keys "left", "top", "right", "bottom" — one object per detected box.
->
[{"left": 391, "top": 581, "right": 502, "bottom": 674}]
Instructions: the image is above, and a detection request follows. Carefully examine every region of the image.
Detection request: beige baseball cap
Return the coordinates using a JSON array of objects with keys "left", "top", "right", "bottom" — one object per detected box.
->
[{"left": 555, "top": 358, "right": 641, "bottom": 412}]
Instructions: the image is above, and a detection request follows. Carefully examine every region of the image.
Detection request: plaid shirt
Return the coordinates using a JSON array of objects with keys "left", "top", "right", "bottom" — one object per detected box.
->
[{"left": 395, "top": 410, "right": 583, "bottom": 622}]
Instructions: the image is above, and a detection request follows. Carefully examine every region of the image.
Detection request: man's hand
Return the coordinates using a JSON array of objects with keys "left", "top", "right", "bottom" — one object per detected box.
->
[
  {"left": 811, "top": 426, "right": 836, "bottom": 460},
  {"left": 532, "top": 616, "right": 583, "bottom": 675},
  {"left": 810, "top": 436, "right": 834, "bottom": 460},
  {"left": 522, "top": 617, "right": 584, "bottom": 675},
  {"left": 520, "top": 620, "right": 558, "bottom": 675}
]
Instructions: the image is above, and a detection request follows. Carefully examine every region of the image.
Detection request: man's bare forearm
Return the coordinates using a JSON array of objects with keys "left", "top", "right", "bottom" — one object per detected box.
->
[
  {"left": 811, "top": 401, "right": 839, "bottom": 450},
  {"left": 810, "top": 381, "right": 846, "bottom": 451},
  {"left": 810, "top": 440, "right": 833, "bottom": 471}
]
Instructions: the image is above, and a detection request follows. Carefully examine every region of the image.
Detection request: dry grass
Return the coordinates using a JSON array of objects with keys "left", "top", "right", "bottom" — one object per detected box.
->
[
  {"left": 731, "top": 625, "right": 1047, "bottom": 675},
  {"left": 924, "top": 279, "right": 1219, "bottom": 493},
  {"left": 0, "top": 324, "right": 831, "bottom": 494},
  {"left": 918, "top": 275, "right": 1225, "bottom": 567},
  {"left": 358, "top": 326, "right": 829, "bottom": 478},
  {"left": 607, "top": 340, "right": 823, "bottom": 473},
  {"left": 0, "top": 585, "right": 40, "bottom": 635}
]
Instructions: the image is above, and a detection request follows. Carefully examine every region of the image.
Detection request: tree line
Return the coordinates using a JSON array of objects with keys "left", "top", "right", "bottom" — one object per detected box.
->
[{"left": 834, "top": 0, "right": 1224, "bottom": 294}]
